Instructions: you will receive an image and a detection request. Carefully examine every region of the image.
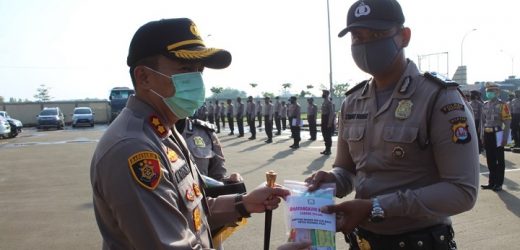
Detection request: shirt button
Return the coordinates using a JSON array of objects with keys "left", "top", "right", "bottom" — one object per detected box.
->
[
  {"left": 399, "top": 241, "right": 406, "bottom": 248},
  {"left": 440, "top": 235, "right": 445, "bottom": 241},
  {"left": 417, "top": 241, "right": 423, "bottom": 247}
]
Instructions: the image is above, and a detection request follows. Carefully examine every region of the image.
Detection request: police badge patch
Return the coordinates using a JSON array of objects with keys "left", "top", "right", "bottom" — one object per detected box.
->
[
  {"left": 128, "top": 151, "right": 162, "bottom": 190},
  {"left": 395, "top": 100, "right": 413, "bottom": 120},
  {"left": 450, "top": 117, "right": 471, "bottom": 144}
]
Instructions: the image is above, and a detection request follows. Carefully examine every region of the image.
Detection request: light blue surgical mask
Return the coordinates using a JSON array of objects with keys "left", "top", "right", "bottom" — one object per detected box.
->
[
  {"left": 485, "top": 91, "right": 496, "bottom": 100},
  {"left": 146, "top": 67, "right": 205, "bottom": 119}
]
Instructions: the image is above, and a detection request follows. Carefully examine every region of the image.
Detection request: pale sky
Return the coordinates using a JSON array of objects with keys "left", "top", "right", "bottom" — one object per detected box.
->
[{"left": 1, "top": 0, "right": 519, "bottom": 101}]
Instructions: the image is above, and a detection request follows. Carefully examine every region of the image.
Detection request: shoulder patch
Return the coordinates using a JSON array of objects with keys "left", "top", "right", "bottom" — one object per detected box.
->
[
  {"left": 450, "top": 117, "right": 471, "bottom": 144},
  {"left": 345, "top": 80, "right": 369, "bottom": 96},
  {"left": 192, "top": 119, "right": 216, "bottom": 132},
  {"left": 424, "top": 72, "right": 459, "bottom": 88},
  {"left": 128, "top": 151, "right": 162, "bottom": 190}
]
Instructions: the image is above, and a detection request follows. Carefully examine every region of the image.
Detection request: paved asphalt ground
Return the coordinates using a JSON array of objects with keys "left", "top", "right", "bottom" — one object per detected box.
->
[{"left": 1, "top": 125, "right": 519, "bottom": 250}]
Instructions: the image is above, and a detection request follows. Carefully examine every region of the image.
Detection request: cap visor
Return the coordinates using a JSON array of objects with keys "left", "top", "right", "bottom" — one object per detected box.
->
[
  {"left": 169, "top": 46, "right": 232, "bottom": 69},
  {"left": 338, "top": 20, "right": 398, "bottom": 37}
]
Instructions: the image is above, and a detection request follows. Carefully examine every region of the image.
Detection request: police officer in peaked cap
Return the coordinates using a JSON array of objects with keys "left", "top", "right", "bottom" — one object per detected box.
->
[
  {"left": 90, "top": 18, "right": 290, "bottom": 249},
  {"left": 306, "top": 0, "right": 479, "bottom": 249}
]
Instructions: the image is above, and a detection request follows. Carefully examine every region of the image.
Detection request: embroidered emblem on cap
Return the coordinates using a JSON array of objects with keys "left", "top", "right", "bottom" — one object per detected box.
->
[
  {"left": 193, "top": 207, "right": 202, "bottom": 232},
  {"left": 193, "top": 136, "right": 206, "bottom": 148},
  {"left": 167, "top": 148, "right": 178, "bottom": 163},
  {"left": 392, "top": 146, "right": 405, "bottom": 159},
  {"left": 193, "top": 183, "right": 202, "bottom": 197},
  {"left": 450, "top": 117, "right": 471, "bottom": 144},
  {"left": 395, "top": 100, "right": 413, "bottom": 120},
  {"left": 190, "top": 22, "right": 201, "bottom": 38},
  {"left": 128, "top": 151, "right": 162, "bottom": 190},
  {"left": 149, "top": 115, "right": 167, "bottom": 137},
  {"left": 355, "top": 2, "right": 371, "bottom": 17}
]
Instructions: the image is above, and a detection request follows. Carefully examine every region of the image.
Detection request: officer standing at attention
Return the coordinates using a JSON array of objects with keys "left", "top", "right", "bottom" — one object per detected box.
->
[
  {"left": 280, "top": 101, "right": 288, "bottom": 131},
  {"left": 508, "top": 90, "right": 520, "bottom": 148},
  {"left": 481, "top": 82, "right": 511, "bottom": 192},
  {"left": 320, "top": 90, "right": 335, "bottom": 155},
  {"left": 236, "top": 97, "right": 245, "bottom": 137},
  {"left": 274, "top": 96, "right": 282, "bottom": 135},
  {"left": 307, "top": 98, "right": 318, "bottom": 141},
  {"left": 469, "top": 91, "right": 484, "bottom": 152},
  {"left": 256, "top": 100, "right": 263, "bottom": 128},
  {"left": 246, "top": 96, "right": 256, "bottom": 140},
  {"left": 226, "top": 99, "right": 234, "bottom": 135},
  {"left": 214, "top": 100, "right": 221, "bottom": 133},
  {"left": 306, "top": 1, "right": 479, "bottom": 249},
  {"left": 90, "top": 18, "right": 290, "bottom": 249},
  {"left": 288, "top": 96, "right": 301, "bottom": 149},
  {"left": 207, "top": 101, "right": 215, "bottom": 124},
  {"left": 220, "top": 101, "right": 226, "bottom": 129},
  {"left": 264, "top": 96, "right": 274, "bottom": 143}
]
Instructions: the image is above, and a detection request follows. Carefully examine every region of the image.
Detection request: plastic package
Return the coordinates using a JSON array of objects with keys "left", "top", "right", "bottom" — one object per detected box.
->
[{"left": 284, "top": 180, "right": 336, "bottom": 250}]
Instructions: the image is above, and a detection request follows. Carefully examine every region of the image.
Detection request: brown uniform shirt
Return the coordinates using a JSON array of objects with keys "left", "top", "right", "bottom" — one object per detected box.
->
[
  {"left": 332, "top": 61, "right": 479, "bottom": 234},
  {"left": 91, "top": 96, "right": 240, "bottom": 249}
]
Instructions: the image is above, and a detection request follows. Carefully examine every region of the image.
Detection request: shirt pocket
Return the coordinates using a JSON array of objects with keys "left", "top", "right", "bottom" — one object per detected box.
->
[
  {"left": 383, "top": 125, "right": 419, "bottom": 161},
  {"left": 342, "top": 124, "right": 365, "bottom": 163}
]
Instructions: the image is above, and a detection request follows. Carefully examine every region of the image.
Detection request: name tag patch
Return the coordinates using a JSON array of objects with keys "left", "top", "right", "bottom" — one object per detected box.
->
[
  {"left": 175, "top": 163, "right": 191, "bottom": 184},
  {"left": 345, "top": 113, "right": 368, "bottom": 120},
  {"left": 441, "top": 103, "right": 464, "bottom": 114}
]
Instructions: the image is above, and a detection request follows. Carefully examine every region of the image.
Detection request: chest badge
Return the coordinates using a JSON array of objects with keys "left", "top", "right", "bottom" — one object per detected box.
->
[
  {"left": 193, "top": 183, "right": 202, "bottom": 197},
  {"left": 395, "top": 100, "right": 413, "bottom": 120},
  {"left": 193, "top": 136, "right": 206, "bottom": 148},
  {"left": 193, "top": 207, "right": 202, "bottom": 232},
  {"left": 167, "top": 148, "right": 178, "bottom": 163},
  {"left": 392, "top": 146, "right": 405, "bottom": 159}
]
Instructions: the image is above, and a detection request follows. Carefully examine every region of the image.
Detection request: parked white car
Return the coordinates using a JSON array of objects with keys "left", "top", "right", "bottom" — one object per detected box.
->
[
  {"left": 0, "top": 116, "right": 11, "bottom": 139},
  {"left": 71, "top": 107, "right": 95, "bottom": 127},
  {"left": 0, "top": 111, "right": 23, "bottom": 134}
]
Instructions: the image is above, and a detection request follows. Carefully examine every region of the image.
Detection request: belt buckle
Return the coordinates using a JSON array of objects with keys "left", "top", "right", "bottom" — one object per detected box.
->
[{"left": 484, "top": 127, "right": 494, "bottom": 133}]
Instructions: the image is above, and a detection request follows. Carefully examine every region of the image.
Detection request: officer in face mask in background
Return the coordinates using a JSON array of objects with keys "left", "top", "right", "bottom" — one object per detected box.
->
[{"left": 306, "top": 0, "right": 479, "bottom": 249}]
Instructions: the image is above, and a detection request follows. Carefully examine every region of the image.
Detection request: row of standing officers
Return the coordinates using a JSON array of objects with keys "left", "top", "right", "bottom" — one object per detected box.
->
[{"left": 193, "top": 92, "right": 336, "bottom": 153}]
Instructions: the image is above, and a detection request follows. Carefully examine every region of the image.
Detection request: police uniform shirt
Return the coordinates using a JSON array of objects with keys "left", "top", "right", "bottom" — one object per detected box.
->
[
  {"left": 91, "top": 96, "right": 241, "bottom": 249},
  {"left": 332, "top": 61, "right": 479, "bottom": 235},
  {"left": 236, "top": 102, "right": 244, "bottom": 118},
  {"left": 274, "top": 100, "right": 280, "bottom": 114},
  {"left": 321, "top": 98, "right": 335, "bottom": 127},
  {"left": 215, "top": 105, "right": 220, "bottom": 118},
  {"left": 226, "top": 103, "right": 234, "bottom": 116},
  {"left": 264, "top": 102, "right": 274, "bottom": 120},
  {"left": 246, "top": 101, "right": 256, "bottom": 120},
  {"left": 220, "top": 104, "right": 225, "bottom": 116},
  {"left": 288, "top": 103, "right": 301, "bottom": 124},
  {"left": 510, "top": 98, "right": 520, "bottom": 114},
  {"left": 181, "top": 118, "right": 227, "bottom": 180},
  {"left": 208, "top": 104, "right": 214, "bottom": 116},
  {"left": 307, "top": 103, "right": 317, "bottom": 117},
  {"left": 280, "top": 105, "right": 287, "bottom": 118},
  {"left": 469, "top": 100, "right": 484, "bottom": 119},
  {"left": 482, "top": 98, "right": 512, "bottom": 128}
]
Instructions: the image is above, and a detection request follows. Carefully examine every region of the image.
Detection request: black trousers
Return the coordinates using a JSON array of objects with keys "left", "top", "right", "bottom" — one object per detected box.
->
[
  {"left": 274, "top": 112, "right": 281, "bottom": 133},
  {"left": 227, "top": 114, "right": 234, "bottom": 133},
  {"left": 321, "top": 114, "right": 333, "bottom": 150},
  {"left": 290, "top": 117, "right": 301, "bottom": 145},
  {"left": 257, "top": 113, "right": 262, "bottom": 127},
  {"left": 215, "top": 115, "right": 220, "bottom": 132},
  {"left": 265, "top": 116, "right": 273, "bottom": 139},
  {"left": 208, "top": 114, "right": 214, "bottom": 124},
  {"left": 484, "top": 130, "right": 505, "bottom": 187},
  {"left": 308, "top": 115, "right": 317, "bottom": 139},
  {"left": 248, "top": 116, "right": 256, "bottom": 137},
  {"left": 511, "top": 114, "right": 520, "bottom": 146},
  {"left": 282, "top": 118, "right": 287, "bottom": 130},
  {"left": 237, "top": 116, "right": 244, "bottom": 135},
  {"left": 221, "top": 114, "right": 226, "bottom": 128}
]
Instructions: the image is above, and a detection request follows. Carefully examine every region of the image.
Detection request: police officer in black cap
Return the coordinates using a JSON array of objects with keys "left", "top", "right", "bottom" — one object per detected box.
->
[{"left": 320, "top": 90, "right": 335, "bottom": 155}]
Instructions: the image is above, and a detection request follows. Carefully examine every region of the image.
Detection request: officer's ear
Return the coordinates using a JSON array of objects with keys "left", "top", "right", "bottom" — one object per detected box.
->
[
  {"left": 133, "top": 66, "right": 152, "bottom": 90},
  {"left": 399, "top": 27, "right": 411, "bottom": 48}
]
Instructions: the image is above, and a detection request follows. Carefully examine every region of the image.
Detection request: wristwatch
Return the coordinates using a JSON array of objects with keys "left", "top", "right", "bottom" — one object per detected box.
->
[
  {"left": 234, "top": 193, "right": 251, "bottom": 218},
  {"left": 369, "top": 197, "right": 385, "bottom": 223}
]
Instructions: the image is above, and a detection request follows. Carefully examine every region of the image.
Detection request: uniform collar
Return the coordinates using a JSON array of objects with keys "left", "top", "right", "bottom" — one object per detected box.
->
[
  {"left": 127, "top": 95, "right": 172, "bottom": 138},
  {"left": 360, "top": 60, "right": 420, "bottom": 100}
]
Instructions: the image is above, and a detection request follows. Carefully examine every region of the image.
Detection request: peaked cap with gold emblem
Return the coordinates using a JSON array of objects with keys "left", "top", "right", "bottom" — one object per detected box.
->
[{"left": 127, "top": 18, "right": 231, "bottom": 69}]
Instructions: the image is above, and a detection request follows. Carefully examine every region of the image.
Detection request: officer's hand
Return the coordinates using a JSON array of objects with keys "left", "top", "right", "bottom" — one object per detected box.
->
[
  {"left": 320, "top": 199, "right": 372, "bottom": 233},
  {"left": 222, "top": 173, "right": 243, "bottom": 183},
  {"left": 305, "top": 171, "right": 336, "bottom": 192},
  {"left": 277, "top": 241, "right": 312, "bottom": 250},
  {"left": 243, "top": 184, "right": 290, "bottom": 213}
]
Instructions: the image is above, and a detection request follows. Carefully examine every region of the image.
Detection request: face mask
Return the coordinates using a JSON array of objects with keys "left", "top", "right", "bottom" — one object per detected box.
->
[
  {"left": 147, "top": 68, "right": 205, "bottom": 119},
  {"left": 351, "top": 33, "right": 402, "bottom": 75},
  {"left": 485, "top": 91, "right": 496, "bottom": 100}
]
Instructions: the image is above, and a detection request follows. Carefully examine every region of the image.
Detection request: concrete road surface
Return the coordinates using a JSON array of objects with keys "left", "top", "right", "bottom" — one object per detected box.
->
[{"left": 0, "top": 125, "right": 519, "bottom": 249}]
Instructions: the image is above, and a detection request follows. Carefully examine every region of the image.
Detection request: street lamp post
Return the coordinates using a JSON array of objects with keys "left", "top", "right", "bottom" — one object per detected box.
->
[
  {"left": 326, "top": 0, "right": 333, "bottom": 94},
  {"left": 460, "top": 28, "right": 477, "bottom": 66},
  {"left": 500, "top": 50, "right": 515, "bottom": 77}
]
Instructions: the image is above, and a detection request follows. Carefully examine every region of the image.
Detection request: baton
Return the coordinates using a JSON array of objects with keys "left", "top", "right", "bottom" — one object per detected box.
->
[{"left": 264, "top": 170, "right": 277, "bottom": 250}]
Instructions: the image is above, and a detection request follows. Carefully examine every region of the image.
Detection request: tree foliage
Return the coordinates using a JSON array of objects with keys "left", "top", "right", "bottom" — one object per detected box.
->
[
  {"left": 332, "top": 83, "right": 349, "bottom": 98},
  {"left": 249, "top": 83, "right": 258, "bottom": 88},
  {"left": 207, "top": 87, "right": 247, "bottom": 100},
  {"left": 34, "top": 84, "right": 52, "bottom": 102}
]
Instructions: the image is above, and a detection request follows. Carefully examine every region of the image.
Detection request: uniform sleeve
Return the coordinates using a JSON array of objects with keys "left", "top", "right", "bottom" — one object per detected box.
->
[
  {"left": 331, "top": 100, "right": 356, "bottom": 198},
  {"left": 95, "top": 139, "right": 208, "bottom": 249},
  {"left": 501, "top": 103, "right": 512, "bottom": 145},
  {"left": 207, "top": 132, "right": 227, "bottom": 181},
  {"left": 378, "top": 88, "right": 479, "bottom": 219}
]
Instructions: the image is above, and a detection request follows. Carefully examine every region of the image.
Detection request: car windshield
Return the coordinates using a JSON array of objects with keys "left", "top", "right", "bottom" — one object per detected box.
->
[
  {"left": 74, "top": 108, "right": 92, "bottom": 114},
  {"left": 40, "top": 109, "right": 58, "bottom": 116},
  {"left": 110, "top": 90, "right": 131, "bottom": 99}
]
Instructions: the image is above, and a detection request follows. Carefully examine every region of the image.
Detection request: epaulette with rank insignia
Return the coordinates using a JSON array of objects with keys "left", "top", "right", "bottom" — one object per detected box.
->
[
  {"left": 192, "top": 119, "right": 216, "bottom": 132},
  {"left": 424, "top": 72, "right": 459, "bottom": 88},
  {"left": 345, "top": 80, "right": 369, "bottom": 96}
]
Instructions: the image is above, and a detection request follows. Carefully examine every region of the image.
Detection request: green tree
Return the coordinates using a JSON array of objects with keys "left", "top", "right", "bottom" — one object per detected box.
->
[
  {"left": 210, "top": 86, "right": 224, "bottom": 100},
  {"left": 208, "top": 87, "right": 247, "bottom": 100},
  {"left": 281, "top": 83, "right": 292, "bottom": 96},
  {"left": 34, "top": 84, "right": 52, "bottom": 102},
  {"left": 262, "top": 92, "right": 275, "bottom": 98},
  {"left": 332, "top": 83, "right": 349, "bottom": 98}
]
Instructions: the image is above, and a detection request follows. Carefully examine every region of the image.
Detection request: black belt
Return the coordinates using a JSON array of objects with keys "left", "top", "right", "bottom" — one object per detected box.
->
[
  {"left": 484, "top": 126, "right": 502, "bottom": 133},
  {"left": 347, "top": 224, "right": 456, "bottom": 250}
]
